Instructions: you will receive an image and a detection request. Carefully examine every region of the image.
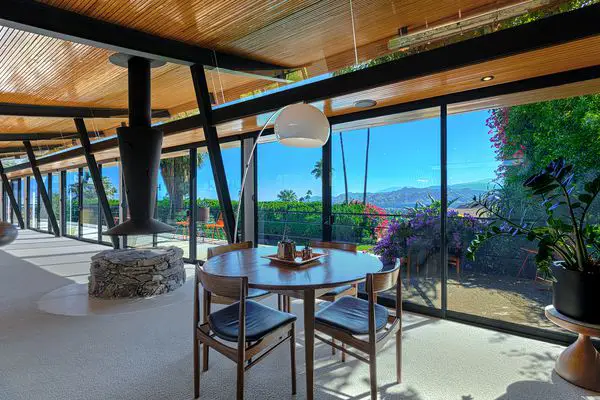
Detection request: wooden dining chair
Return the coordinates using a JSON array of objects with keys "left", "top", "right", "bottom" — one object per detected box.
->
[
  {"left": 194, "top": 266, "right": 297, "bottom": 400},
  {"left": 309, "top": 240, "right": 359, "bottom": 302},
  {"left": 314, "top": 259, "right": 402, "bottom": 400},
  {"left": 308, "top": 240, "right": 359, "bottom": 358},
  {"left": 206, "top": 241, "right": 274, "bottom": 307}
]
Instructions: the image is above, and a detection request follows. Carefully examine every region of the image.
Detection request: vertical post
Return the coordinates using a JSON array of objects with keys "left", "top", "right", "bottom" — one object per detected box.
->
[
  {"left": 440, "top": 104, "right": 448, "bottom": 317},
  {"left": 190, "top": 64, "right": 236, "bottom": 243},
  {"left": 0, "top": 161, "right": 24, "bottom": 228},
  {"left": 241, "top": 137, "right": 257, "bottom": 245},
  {"left": 75, "top": 118, "right": 119, "bottom": 248},
  {"left": 322, "top": 130, "right": 333, "bottom": 242},
  {"left": 189, "top": 148, "right": 197, "bottom": 260},
  {"left": 60, "top": 171, "right": 66, "bottom": 236},
  {"left": 23, "top": 141, "right": 59, "bottom": 235}
]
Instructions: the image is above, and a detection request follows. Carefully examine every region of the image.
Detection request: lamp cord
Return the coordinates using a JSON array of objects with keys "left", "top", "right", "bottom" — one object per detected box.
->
[{"left": 233, "top": 105, "right": 293, "bottom": 243}]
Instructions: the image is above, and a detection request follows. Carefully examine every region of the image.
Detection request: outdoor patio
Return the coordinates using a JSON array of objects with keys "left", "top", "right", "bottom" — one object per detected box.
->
[{"left": 0, "top": 230, "right": 592, "bottom": 400}]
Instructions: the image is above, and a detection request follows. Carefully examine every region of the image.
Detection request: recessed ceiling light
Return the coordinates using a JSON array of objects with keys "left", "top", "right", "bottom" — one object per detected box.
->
[
  {"left": 481, "top": 75, "right": 494, "bottom": 82},
  {"left": 354, "top": 99, "right": 378, "bottom": 108}
]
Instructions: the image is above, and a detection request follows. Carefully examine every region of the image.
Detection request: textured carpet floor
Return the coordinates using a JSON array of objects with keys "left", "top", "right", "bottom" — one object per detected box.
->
[{"left": 0, "top": 230, "right": 597, "bottom": 400}]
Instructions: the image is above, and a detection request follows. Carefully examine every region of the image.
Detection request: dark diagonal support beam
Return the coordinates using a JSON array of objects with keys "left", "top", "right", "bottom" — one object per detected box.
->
[
  {"left": 74, "top": 119, "right": 119, "bottom": 248},
  {"left": 190, "top": 64, "right": 236, "bottom": 243},
  {"left": 0, "top": 0, "right": 286, "bottom": 74},
  {"left": 0, "top": 103, "right": 169, "bottom": 118},
  {"left": 0, "top": 161, "right": 24, "bottom": 228},
  {"left": 23, "top": 141, "right": 60, "bottom": 236}
]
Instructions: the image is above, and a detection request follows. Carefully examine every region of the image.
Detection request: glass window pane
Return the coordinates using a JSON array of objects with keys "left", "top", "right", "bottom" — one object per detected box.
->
[
  {"left": 51, "top": 173, "right": 60, "bottom": 232},
  {"left": 101, "top": 163, "right": 120, "bottom": 244},
  {"left": 196, "top": 143, "right": 241, "bottom": 260},
  {"left": 81, "top": 168, "right": 99, "bottom": 241},
  {"left": 332, "top": 109, "right": 441, "bottom": 309},
  {"left": 257, "top": 139, "right": 322, "bottom": 245},
  {"left": 445, "top": 92, "right": 600, "bottom": 334},
  {"left": 66, "top": 170, "right": 79, "bottom": 237},
  {"left": 39, "top": 175, "right": 49, "bottom": 232},
  {"left": 29, "top": 178, "right": 38, "bottom": 229},
  {"left": 153, "top": 153, "right": 190, "bottom": 258}
]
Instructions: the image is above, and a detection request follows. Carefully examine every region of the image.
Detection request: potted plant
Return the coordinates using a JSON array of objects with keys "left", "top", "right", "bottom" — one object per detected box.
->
[
  {"left": 197, "top": 199, "right": 210, "bottom": 223},
  {"left": 467, "top": 158, "right": 600, "bottom": 323}
]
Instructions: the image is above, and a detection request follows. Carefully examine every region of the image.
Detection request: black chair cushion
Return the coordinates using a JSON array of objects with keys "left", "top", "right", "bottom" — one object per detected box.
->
[
  {"left": 322, "top": 285, "right": 353, "bottom": 297},
  {"left": 247, "top": 288, "right": 271, "bottom": 299},
  {"left": 208, "top": 300, "right": 296, "bottom": 342},
  {"left": 315, "top": 296, "right": 389, "bottom": 335}
]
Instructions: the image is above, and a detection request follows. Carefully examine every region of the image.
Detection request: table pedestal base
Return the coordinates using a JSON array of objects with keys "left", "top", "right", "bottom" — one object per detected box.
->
[{"left": 555, "top": 334, "right": 600, "bottom": 392}]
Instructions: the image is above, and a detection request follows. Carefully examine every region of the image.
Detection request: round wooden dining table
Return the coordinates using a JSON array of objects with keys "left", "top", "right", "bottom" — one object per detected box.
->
[{"left": 202, "top": 246, "right": 384, "bottom": 400}]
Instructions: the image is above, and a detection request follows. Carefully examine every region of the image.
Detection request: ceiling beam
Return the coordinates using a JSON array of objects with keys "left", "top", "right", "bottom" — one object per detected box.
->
[
  {"left": 0, "top": 132, "right": 80, "bottom": 141},
  {"left": 0, "top": 103, "right": 170, "bottom": 118},
  {"left": 0, "top": 0, "right": 287, "bottom": 74},
  {"left": 210, "top": 3, "right": 600, "bottom": 124},
  {"left": 0, "top": 145, "right": 64, "bottom": 154}
]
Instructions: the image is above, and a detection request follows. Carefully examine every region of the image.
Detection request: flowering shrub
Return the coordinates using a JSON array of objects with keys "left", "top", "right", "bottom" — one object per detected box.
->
[{"left": 373, "top": 197, "right": 485, "bottom": 264}]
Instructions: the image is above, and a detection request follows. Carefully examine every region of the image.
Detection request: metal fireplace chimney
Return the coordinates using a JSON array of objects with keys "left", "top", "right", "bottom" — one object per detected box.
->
[{"left": 105, "top": 55, "right": 174, "bottom": 236}]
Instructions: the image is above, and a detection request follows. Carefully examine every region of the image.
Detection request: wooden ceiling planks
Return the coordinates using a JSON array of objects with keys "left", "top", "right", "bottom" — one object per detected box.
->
[
  {"left": 40, "top": 0, "right": 523, "bottom": 68},
  {"left": 325, "top": 36, "right": 600, "bottom": 117}
]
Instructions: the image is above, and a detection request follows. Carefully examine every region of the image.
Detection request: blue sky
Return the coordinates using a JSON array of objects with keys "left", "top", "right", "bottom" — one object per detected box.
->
[{"left": 103, "top": 110, "right": 498, "bottom": 201}]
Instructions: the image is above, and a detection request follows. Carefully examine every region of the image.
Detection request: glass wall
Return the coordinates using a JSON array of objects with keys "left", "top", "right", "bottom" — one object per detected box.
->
[
  {"left": 39, "top": 175, "right": 49, "bottom": 232},
  {"left": 196, "top": 143, "right": 241, "bottom": 259},
  {"left": 332, "top": 109, "right": 442, "bottom": 309},
  {"left": 257, "top": 138, "right": 322, "bottom": 245},
  {"left": 101, "top": 163, "right": 120, "bottom": 244},
  {"left": 51, "top": 172, "right": 60, "bottom": 233},
  {"left": 19, "top": 178, "right": 25, "bottom": 227},
  {"left": 81, "top": 168, "right": 98, "bottom": 240},
  {"left": 29, "top": 178, "right": 38, "bottom": 229},
  {"left": 154, "top": 152, "right": 190, "bottom": 258},
  {"left": 446, "top": 92, "right": 600, "bottom": 334},
  {"left": 65, "top": 169, "right": 79, "bottom": 237}
]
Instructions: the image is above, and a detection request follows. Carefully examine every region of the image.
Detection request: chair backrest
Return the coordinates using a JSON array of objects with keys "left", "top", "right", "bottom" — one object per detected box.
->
[
  {"left": 366, "top": 258, "right": 401, "bottom": 294},
  {"left": 196, "top": 265, "right": 248, "bottom": 300},
  {"left": 207, "top": 241, "right": 253, "bottom": 259},
  {"left": 309, "top": 240, "right": 357, "bottom": 252}
]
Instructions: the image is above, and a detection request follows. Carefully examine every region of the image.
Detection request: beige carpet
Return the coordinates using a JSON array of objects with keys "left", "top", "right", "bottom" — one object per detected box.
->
[{"left": 0, "top": 230, "right": 597, "bottom": 400}]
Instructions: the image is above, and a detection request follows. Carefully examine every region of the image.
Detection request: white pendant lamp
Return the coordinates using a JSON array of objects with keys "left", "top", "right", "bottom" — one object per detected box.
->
[
  {"left": 274, "top": 103, "right": 330, "bottom": 148},
  {"left": 233, "top": 103, "right": 330, "bottom": 242}
]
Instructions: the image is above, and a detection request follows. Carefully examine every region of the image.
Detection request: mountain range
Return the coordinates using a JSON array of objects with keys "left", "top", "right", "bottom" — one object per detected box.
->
[{"left": 329, "top": 180, "right": 492, "bottom": 210}]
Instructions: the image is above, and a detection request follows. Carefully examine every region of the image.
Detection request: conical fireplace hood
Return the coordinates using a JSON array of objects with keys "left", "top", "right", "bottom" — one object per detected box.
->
[{"left": 105, "top": 55, "right": 174, "bottom": 236}]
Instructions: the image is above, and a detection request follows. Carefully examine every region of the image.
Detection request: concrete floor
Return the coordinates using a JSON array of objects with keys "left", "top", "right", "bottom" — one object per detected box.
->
[{"left": 0, "top": 230, "right": 597, "bottom": 400}]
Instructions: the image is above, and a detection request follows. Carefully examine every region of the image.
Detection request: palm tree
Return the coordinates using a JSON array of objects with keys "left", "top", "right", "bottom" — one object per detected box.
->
[
  {"left": 277, "top": 189, "right": 298, "bottom": 202},
  {"left": 159, "top": 152, "right": 206, "bottom": 220},
  {"left": 339, "top": 133, "right": 349, "bottom": 204},
  {"left": 311, "top": 160, "right": 323, "bottom": 179},
  {"left": 363, "top": 128, "right": 371, "bottom": 204}
]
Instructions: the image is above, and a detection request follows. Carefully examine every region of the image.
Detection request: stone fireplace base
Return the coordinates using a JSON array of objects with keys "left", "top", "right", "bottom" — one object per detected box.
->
[{"left": 89, "top": 247, "right": 185, "bottom": 298}]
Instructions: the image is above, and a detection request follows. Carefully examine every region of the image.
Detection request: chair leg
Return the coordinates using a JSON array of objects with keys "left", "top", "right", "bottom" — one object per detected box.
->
[
  {"left": 278, "top": 295, "right": 282, "bottom": 311},
  {"left": 396, "top": 331, "right": 402, "bottom": 384},
  {"left": 369, "top": 353, "right": 378, "bottom": 400},
  {"left": 331, "top": 338, "right": 336, "bottom": 355},
  {"left": 236, "top": 359, "right": 245, "bottom": 400},
  {"left": 290, "top": 324, "right": 297, "bottom": 395},
  {"left": 194, "top": 337, "right": 200, "bottom": 398},
  {"left": 341, "top": 343, "right": 346, "bottom": 362}
]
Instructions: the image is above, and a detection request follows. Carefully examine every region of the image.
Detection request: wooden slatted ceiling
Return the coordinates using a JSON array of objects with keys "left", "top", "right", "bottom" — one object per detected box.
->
[
  {"left": 0, "top": 25, "right": 258, "bottom": 108},
  {"left": 40, "top": 0, "right": 523, "bottom": 68},
  {"left": 7, "top": 75, "right": 600, "bottom": 180},
  {"left": 2, "top": 33, "right": 600, "bottom": 155}
]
